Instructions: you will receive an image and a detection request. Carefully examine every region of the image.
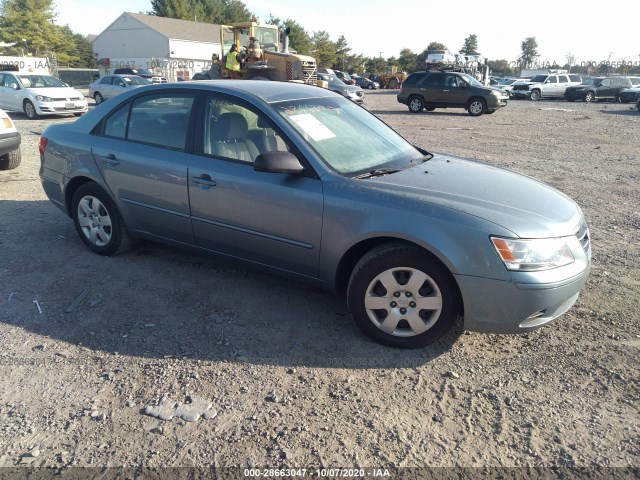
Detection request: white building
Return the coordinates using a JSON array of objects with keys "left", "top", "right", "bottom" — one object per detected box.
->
[{"left": 92, "top": 12, "right": 222, "bottom": 81}]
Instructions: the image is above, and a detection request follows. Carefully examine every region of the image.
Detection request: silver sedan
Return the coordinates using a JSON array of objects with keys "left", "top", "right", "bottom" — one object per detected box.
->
[
  {"left": 39, "top": 81, "right": 591, "bottom": 348},
  {"left": 88, "top": 74, "right": 151, "bottom": 104}
]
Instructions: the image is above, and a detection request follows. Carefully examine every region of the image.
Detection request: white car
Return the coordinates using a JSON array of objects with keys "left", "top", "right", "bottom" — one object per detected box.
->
[
  {"left": 0, "top": 107, "right": 21, "bottom": 170},
  {"left": 0, "top": 71, "right": 88, "bottom": 119}
]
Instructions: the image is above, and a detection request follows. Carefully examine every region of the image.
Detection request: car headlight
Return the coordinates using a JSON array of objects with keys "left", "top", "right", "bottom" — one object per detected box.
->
[
  {"left": 35, "top": 95, "right": 54, "bottom": 102},
  {"left": 491, "top": 237, "right": 574, "bottom": 271}
]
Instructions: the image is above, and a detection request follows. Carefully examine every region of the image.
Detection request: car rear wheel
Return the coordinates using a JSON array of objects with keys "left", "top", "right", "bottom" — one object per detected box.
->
[
  {"left": 72, "top": 182, "right": 133, "bottom": 256},
  {"left": 367, "top": 84, "right": 373, "bottom": 90},
  {"left": 584, "top": 92, "right": 595, "bottom": 102},
  {"left": 467, "top": 98, "right": 487, "bottom": 116},
  {"left": 530, "top": 90, "right": 541, "bottom": 101},
  {"left": 408, "top": 96, "right": 424, "bottom": 113},
  {"left": 347, "top": 243, "right": 459, "bottom": 348},
  {"left": 23, "top": 100, "right": 39, "bottom": 119},
  {"left": 0, "top": 149, "right": 21, "bottom": 170},
  {"left": 94, "top": 92, "right": 104, "bottom": 104}
]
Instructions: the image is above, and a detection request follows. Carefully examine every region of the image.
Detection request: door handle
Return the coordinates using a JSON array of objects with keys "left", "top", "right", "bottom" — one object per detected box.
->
[
  {"left": 100, "top": 153, "right": 119, "bottom": 166},
  {"left": 191, "top": 174, "right": 217, "bottom": 187}
]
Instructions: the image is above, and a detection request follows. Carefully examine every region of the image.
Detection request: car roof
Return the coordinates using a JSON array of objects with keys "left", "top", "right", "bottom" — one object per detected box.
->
[{"left": 168, "top": 80, "right": 338, "bottom": 103}]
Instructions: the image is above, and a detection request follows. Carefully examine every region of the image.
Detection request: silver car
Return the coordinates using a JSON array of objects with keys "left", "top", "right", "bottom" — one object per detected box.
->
[
  {"left": 39, "top": 81, "right": 591, "bottom": 348},
  {"left": 89, "top": 74, "right": 151, "bottom": 104}
]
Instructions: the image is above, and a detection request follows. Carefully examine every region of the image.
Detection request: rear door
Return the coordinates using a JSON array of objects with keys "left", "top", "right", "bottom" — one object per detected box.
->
[
  {"left": 91, "top": 91, "right": 196, "bottom": 244},
  {"left": 597, "top": 78, "right": 613, "bottom": 98},
  {"left": 419, "top": 73, "right": 445, "bottom": 105},
  {"left": 556, "top": 75, "right": 569, "bottom": 96}
]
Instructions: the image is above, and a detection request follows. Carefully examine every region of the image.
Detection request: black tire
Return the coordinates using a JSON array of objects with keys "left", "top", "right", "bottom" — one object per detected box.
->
[
  {"left": 71, "top": 182, "right": 133, "bottom": 256},
  {"left": 347, "top": 243, "right": 459, "bottom": 348},
  {"left": 0, "top": 149, "right": 21, "bottom": 170},
  {"left": 530, "top": 90, "right": 541, "bottom": 101},
  {"left": 23, "top": 100, "right": 39, "bottom": 119},
  {"left": 425, "top": 107, "right": 436, "bottom": 112},
  {"left": 584, "top": 91, "right": 595, "bottom": 103},
  {"left": 367, "top": 84, "right": 373, "bottom": 90},
  {"left": 408, "top": 95, "right": 424, "bottom": 113},
  {"left": 387, "top": 78, "right": 399, "bottom": 89},
  {"left": 94, "top": 92, "right": 103, "bottom": 104},
  {"left": 467, "top": 98, "right": 487, "bottom": 116}
]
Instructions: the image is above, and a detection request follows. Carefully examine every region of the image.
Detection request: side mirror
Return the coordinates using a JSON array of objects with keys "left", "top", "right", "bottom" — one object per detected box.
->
[
  {"left": 11, "top": 84, "right": 19, "bottom": 90},
  {"left": 254, "top": 151, "right": 304, "bottom": 175}
]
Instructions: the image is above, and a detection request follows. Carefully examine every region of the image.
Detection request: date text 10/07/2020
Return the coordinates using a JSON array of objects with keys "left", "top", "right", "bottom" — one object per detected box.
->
[{"left": 507, "top": 60, "right": 640, "bottom": 69}]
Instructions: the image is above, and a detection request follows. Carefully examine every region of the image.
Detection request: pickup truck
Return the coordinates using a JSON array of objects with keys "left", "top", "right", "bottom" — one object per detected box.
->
[{"left": 512, "top": 73, "right": 582, "bottom": 100}]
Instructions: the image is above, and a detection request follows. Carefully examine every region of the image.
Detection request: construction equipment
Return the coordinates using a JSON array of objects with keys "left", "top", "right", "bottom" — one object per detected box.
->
[
  {"left": 369, "top": 66, "right": 407, "bottom": 89},
  {"left": 218, "top": 22, "right": 317, "bottom": 85}
]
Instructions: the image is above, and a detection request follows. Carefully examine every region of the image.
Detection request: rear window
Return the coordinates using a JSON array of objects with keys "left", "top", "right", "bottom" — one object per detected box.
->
[{"left": 569, "top": 75, "right": 581, "bottom": 82}]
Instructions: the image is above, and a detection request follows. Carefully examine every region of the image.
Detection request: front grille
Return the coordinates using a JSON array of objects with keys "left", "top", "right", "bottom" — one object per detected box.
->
[
  {"left": 513, "top": 85, "right": 530, "bottom": 91},
  {"left": 576, "top": 220, "right": 591, "bottom": 256},
  {"left": 53, "top": 97, "right": 83, "bottom": 101}
]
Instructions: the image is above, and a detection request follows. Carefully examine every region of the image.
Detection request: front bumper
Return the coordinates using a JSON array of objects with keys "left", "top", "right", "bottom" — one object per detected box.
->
[
  {"left": 487, "top": 95, "right": 508, "bottom": 109},
  {"left": 0, "top": 131, "right": 21, "bottom": 157},
  {"left": 456, "top": 263, "right": 590, "bottom": 334},
  {"left": 34, "top": 99, "right": 88, "bottom": 116},
  {"left": 512, "top": 90, "right": 531, "bottom": 99}
]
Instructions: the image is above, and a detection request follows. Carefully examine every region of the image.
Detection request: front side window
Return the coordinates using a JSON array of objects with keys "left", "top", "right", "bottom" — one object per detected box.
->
[
  {"left": 546, "top": 76, "right": 558, "bottom": 83},
  {"left": 601, "top": 79, "right": 611, "bottom": 87},
  {"left": 202, "top": 96, "right": 289, "bottom": 164},
  {"left": 274, "top": 96, "right": 423, "bottom": 175}
]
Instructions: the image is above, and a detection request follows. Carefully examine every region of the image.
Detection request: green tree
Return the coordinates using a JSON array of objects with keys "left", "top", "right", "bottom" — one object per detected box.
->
[
  {"left": 343, "top": 53, "right": 365, "bottom": 74},
  {"left": 55, "top": 26, "right": 93, "bottom": 67},
  {"left": 426, "top": 42, "right": 448, "bottom": 53},
  {"left": 487, "top": 59, "right": 514, "bottom": 76},
  {"left": 311, "top": 30, "right": 336, "bottom": 68},
  {"left": 518, "top": 37, "right": 539, "bottom": 68},
  {"left": 0, "top": 0, "right": 62, "bottom": 56},
  {"left": 365, "top": 56, "right": 388, "bottom": 75},
  {"left": 333, "top": 35, "right": 350, "bottom": 70},
  {"left": 398, "top": 48, "right": 417, "bottom": 72},
  {"left": 151, "top": 0, "right": 251, "bottom": 23},
  {"left": 460, "top": 34, "right": 478, "bottom": 54}
]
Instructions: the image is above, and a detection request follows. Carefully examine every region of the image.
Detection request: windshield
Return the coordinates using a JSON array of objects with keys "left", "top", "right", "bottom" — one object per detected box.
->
[
  {"left": 530, "top": 75, "right": 548, "bottom": 83},
  {"left": 274, "top": 97, "right": 423, "bottom": 175},
  {"left": 255, "top": 26, "right": 278, "bottom": 48},
  {"left": 123, "top": 76, "right": 151, "bottom": 86},
  {"left": 18, "top": 75, "right": 67, "bottom": 88},
  {"left": 461, "top": 73, "right": 482, "bottom": 87}
]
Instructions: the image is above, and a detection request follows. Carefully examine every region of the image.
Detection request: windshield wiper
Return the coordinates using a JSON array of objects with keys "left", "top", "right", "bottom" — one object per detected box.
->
[
  {"left": 353, "top": 167, "right": 402, "bottom": 179},
  {"left": 411, "top": 153, "right": 434, "bottom": 164}
]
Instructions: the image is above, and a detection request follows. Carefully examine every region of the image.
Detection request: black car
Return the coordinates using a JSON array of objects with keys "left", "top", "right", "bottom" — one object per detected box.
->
[
  {"left": 397, "top": 71, "right": 509, "bottom": 116},
  {"left": 564, "top": 76, "right": 632, "bottom": 102}
]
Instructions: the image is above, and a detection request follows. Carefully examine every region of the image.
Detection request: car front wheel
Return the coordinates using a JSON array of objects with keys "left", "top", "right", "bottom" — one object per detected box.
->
[
  {"left": 23, "top": 100, "right": 39, "bottom": 119},
  {"left": 530, "top": 90, "right": 541, "bottom": 101},
  {"left": 408, "top": 96, "right": 424, "bottom": 113},
  {"left": 347, "top": 243, "right": 459, "bottom": 348},
  {"left": 584, "top": 92, "right": 595, "bottom": 102},
  {"left": 468, "top": 98, "right": 487, "bottom": 116},
  {"left": 72, "top": 182, "right": 133, "bottom": 256}
]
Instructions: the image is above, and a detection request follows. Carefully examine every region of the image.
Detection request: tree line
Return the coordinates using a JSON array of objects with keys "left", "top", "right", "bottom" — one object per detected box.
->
[{"left": 1, "top": 0, "right": 638, "bottom": 76}]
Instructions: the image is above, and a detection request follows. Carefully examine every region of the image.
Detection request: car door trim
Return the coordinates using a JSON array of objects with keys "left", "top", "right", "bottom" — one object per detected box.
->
[
  {"left": 120, "top": 198, "right": 190, "bottom": 219},
  {"left": 191, "top": 215, "right": 314, "bottom": 250}
]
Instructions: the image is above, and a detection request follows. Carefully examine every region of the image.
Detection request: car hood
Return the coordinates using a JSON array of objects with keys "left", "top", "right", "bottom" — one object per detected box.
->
[
  {"left": 332, "top": 83, "right": 362, "bottom": 93},
  {"left": 26, "top": 87, "right": 84, "bottom": 99},
  {"left": 362, "top": 154, "right": 581, "bottom": 238},
  {"left": 621, "top": 87, "right": 640, "bottom": 93}
]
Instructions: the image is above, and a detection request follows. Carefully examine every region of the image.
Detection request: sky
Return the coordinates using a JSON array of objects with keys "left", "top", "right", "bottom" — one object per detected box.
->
[{"left": 55, "top": 0, "right": 640, "bottom": 66}]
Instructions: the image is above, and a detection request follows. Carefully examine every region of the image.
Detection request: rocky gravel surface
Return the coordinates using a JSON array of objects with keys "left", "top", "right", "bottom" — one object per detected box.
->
[{"left": 0, "top": 91, "right": 638, "bottom": 477}]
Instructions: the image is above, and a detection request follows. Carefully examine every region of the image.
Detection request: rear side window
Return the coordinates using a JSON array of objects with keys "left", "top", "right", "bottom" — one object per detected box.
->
[
  {"left": 569, "top": 75, "right": 581, "bottom": 82},
  {"left": 403, "top": 73, "right": 425, "bottom": 86},
  {"left": 558, "top": 76, "right": 568, "bottom": 83},
  {"left": 101, "top": 93, "right": 194, "bottom": 150},
  {"left": 422, "top": 73, "right": 443, "bottom": 87}
]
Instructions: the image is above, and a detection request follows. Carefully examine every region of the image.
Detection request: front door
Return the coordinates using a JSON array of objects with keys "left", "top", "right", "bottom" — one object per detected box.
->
[
  {"left": 188, "top": 95, "right": 323, "bottom": 278},
  {"left": 440, "top": 74, "right": 470, "bottom": 106}
]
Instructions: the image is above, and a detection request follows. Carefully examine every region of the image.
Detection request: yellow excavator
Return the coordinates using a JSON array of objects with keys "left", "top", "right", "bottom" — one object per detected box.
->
[{"left": 216, "top": 21, "right": 318, "bottom": 85}]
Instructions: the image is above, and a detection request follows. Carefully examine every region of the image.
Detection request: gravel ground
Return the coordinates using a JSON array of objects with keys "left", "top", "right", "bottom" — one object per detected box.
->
[{"left": 0, "top": 91, "right": 638, "bottom": 477}]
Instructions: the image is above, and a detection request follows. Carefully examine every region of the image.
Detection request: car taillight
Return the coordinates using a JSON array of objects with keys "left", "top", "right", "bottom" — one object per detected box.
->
[{"left": 39, "top": 136, "right": 47, "bottom": 156}]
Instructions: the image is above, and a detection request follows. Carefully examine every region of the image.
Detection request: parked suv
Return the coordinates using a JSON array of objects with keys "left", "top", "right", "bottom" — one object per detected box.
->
[
  {"left": 512, "top": 73, "right": 582, "bottom": 100},
  {"left": 397, "top": 71, "right": 509, "bottom": 116},
  {"left": 113, "top": 67, "right": 167, "bottom": 84},
  {"left": 564, "top": 76, "right": 632, "bottom": 102}
]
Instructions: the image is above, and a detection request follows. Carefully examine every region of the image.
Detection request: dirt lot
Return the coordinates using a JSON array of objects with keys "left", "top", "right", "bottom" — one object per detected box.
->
[{"left": 0, "top": 91, "right": 638, "bottom": 477}]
